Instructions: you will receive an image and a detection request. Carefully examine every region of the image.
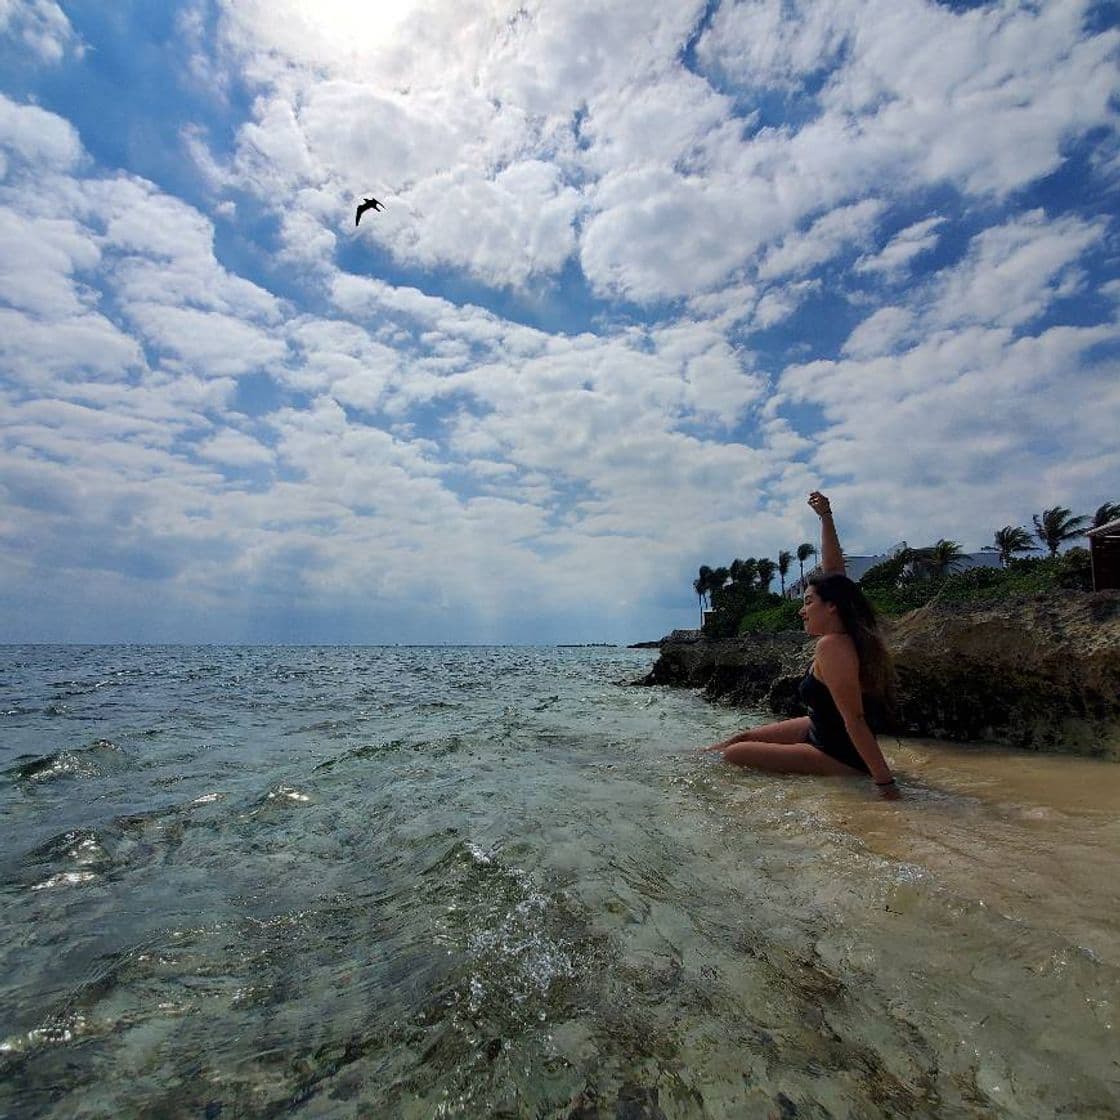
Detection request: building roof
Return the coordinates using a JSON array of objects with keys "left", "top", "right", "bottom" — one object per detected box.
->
[{"left": 1086, "top": 518, "right": 1120, "bottom": 538}]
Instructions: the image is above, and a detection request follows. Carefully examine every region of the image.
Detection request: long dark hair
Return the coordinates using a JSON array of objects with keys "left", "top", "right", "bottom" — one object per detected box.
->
[{"left": 808, "top": 572, "right": 896, "bottom": 707}]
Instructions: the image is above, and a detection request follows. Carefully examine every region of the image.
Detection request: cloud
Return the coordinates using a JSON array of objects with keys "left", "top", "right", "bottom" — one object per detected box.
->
[
  {"left": 388, "top": 160, "right": 580, "bottom": 287},
  {"left": 701, "top": 0, "right": 1120, "bottom": 199},
  {"left": 840, "top": 210, "right": 1106, "bottom": 359},
  {"left": 0, "top": 306, "right": 144, "bottom": 385},
  {"left": 759, "top": 198, "right": 884, "bottom": 280},
  {"left": 581, "top": 165, "right": 779, "bottom": 302},
  {"left": 122, "top": 303, "right": 287, "bottom": 378},
  {"left": 214, "top": 0, "right": 435, "bottom": 78},
  {"left": 0, "top": 0, "right": 82, "bottom": 63},
  {"left": 476, "top": 0, "right": 710, "bottom": 118},
  {"left": 697, "top": 0, "right": 850, "bottom": 91},
  {"left": 196, "top": 427, "right": 275, "bottom": 468},
  {"left": 927, "top": 209, "right": 1103, "bottom": 331},
  {"left": 855, "top": 216, "right": 944, "bottom": 278},
  {"left": 842, "top": 306, "right": 914, "bottom": 359},
  {"left": 0, "top": 92, "right": 82, "bottom": 171},
  {"left": 186, "top": 0, "right": 1120, "bottom": 310},
  {"left": 778, "top": 319, "right": 1119, "bottom": 547},
  {"left": 754, "top": 280, "right": 820, "bottom": 330},
  {"left": 577, "top": 67, "right": 734, "bottom": 175},
  {"left": 0, "top": 207, "right": 100, "bottom": 316}
]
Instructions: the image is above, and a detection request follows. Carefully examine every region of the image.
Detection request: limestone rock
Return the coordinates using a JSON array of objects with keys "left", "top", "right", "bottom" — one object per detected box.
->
[
  {"left": 886, "top": 590, "right": 1120, "bottom": 758},
  {"left": 642, "top": 631, "right": 810, "bottom": 712}
]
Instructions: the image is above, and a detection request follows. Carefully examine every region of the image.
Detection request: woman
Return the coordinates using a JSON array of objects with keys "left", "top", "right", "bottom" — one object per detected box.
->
[{"left": 702, "top": 492, "right": 899, "bottom": 796}]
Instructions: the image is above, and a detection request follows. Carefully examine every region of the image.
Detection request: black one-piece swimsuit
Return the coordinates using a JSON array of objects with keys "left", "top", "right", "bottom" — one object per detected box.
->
[{"left": 798, "top": 669, "right": 871, "bottom": 775}]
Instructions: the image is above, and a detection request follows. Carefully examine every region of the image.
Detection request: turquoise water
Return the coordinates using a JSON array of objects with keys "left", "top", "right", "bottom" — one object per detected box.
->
[{"left": 1, "top": 645, "right": 1117, "bottom": 1118}]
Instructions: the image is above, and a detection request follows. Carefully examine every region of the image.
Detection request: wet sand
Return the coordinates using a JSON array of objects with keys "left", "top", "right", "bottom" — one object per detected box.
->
[{"left": 837, "top": 736, "right": 1120, "bottom": 966}]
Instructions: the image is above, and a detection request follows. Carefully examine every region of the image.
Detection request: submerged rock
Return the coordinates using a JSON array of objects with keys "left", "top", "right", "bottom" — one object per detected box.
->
[{"left": 643, "top": 591, "right": 1120, "bottom": 759}]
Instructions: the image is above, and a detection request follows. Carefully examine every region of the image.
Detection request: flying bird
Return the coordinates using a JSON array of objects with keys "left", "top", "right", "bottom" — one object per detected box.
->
[{"left": 355, "top": 197, "right": 385, "bottom": 226}]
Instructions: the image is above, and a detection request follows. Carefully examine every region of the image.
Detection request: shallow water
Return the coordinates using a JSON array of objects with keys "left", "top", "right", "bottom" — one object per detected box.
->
[{"left": 1, "top": 645, "right": 1117, "bottom": 1118}]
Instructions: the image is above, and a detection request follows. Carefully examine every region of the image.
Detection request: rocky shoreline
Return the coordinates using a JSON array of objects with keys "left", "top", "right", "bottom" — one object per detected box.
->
[{"left": 641, "top": 590, "right": 1120, "bottom": 760}]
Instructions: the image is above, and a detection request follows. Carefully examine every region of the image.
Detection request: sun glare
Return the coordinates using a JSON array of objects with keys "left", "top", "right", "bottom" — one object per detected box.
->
[
  {"left": 286, "top": 0, "right": 426, "bottom": 53},
  {"left": 228, "top": 0, "right": 431, "bottom": 69}
]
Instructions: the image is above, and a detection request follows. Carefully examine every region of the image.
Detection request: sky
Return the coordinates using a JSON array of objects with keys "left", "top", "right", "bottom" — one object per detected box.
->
[{"left": 1, "top": 0, "right": 1118, "bottom": 645}]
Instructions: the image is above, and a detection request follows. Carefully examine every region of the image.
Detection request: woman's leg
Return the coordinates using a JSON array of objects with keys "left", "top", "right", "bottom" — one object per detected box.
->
[
  {"left": 721, "top": 740, "right": 865, "bottom": 777},
  {"left": 699, "top": 716, "right": 811, "bottom": 752}
]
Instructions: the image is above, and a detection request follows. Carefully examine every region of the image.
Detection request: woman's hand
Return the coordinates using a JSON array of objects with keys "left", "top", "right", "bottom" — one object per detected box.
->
[
  {"left": 875, "top": 778, "right": 902, "bottom": 801},
  {"left": 808, "top": 491, "right": 832, "bottom": 519}
]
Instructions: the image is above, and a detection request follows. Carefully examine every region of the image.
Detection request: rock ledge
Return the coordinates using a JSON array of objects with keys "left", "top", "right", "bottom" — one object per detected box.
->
[{"left": 643, "top": 591, "right": 1120, "bottom": 759}]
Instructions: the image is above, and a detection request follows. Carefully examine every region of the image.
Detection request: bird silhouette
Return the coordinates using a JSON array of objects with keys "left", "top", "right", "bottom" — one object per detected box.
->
[{"left": 355, "top": 197, "right": 385, "bottom": 226}]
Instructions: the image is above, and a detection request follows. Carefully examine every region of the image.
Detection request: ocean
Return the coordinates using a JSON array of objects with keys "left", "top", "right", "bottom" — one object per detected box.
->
[{"left": 1, "top": 644, "right": 1117, "bottom": 1118}]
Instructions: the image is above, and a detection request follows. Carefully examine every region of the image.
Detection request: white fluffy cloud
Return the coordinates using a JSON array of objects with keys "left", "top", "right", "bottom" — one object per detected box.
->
[
  {"left": 185, "top": 0, "right": 1120, "bottom": 309},
  {"left": 759, "top": 199, "right": 884, "bottom": 280},
  {"left": 0, "top": 91, "right": 796, "bottom": 639},
  {"left": 856, "top": 217, "right": 944, "bottom": 278},
  {"left": 388, "top": 160, "right": 581, "bottom": 286},
  {"left": 843, "top": 210, "right": 1106, "bottom": 357},
  {"left": 701, "top": 0, "right": 1119, "bottom": 198},
  {"left": 928, "top": 210, "right": 1103, "bottom": 331},
  {"left": 0, "top": 207, "right": 99, "bottom": 315},
  {"left": 0, "top": 92, "right": 82, "bottom": 171},
  {"left": 0, "top": 0, "right": 80, "bottom": 63}
]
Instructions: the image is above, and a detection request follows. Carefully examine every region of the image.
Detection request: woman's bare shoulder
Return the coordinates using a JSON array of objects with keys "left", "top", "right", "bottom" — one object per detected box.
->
[{"left": 815, "top": 633, "right": 858, "bottom": 665}]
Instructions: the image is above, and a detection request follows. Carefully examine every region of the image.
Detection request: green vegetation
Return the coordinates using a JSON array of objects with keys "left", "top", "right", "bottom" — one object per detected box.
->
[
  {"left": 1092, "top": 502, "right": 1120, "bottom": 529},
  {"left": 691, "top": 495, "right": 1113, "bottom": 637},
  {"left": 983, "top": 525, "right": 1037, "bottom": 566},
  {"left": 692, "top": 556, "right": 795, "bottom": 638},
  {"left": 723, "top": 551, "right": 1094, "bottom": 635},
  {"left": 777, "top": 549, "right": 792, "bottom": 596},
  {"left": 862, "top": 550, "right": 1092, "bottom": 617},
  {"left": 910, "top": 538, "right": 965, "bottom": 578},
  {"left": 1033, "top": 506, "right": 1089, "bottom": 556},
  {"left": 735, "top": 597, "right": 803, "bottom": 634},
  {"left": 795, "top": 541, "right": 817, "bottom": 584}
]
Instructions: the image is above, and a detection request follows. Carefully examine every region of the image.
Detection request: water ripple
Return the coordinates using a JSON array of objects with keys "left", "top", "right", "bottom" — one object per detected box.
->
[{"left": 0, "top": 644, "right": 1116, "bottom": 1119}]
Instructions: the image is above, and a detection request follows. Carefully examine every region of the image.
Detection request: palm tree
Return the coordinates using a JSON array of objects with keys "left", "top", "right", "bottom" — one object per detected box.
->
[
  {"left": 983, "top": 525, "right": 1036, "bottom": 567},
  {"left": 1033, "top": 506, "right": 1089, "bottom": 557},
  {"left": 777, "top": 550, "right": 792, "bottom": 596},
  {"left": 693, "top": 566, "right": 712, "bottom": 625},
  {"left": 796, "top": 542, "right": 817, "bottom": 589},
  {"left": 755, "top": 557, "right": 777, "bottom": 592},
  {"left": 708, "top": 566, "right": 731, "bottom": 608},
  {"left": 728, "top": 557, "right": 757, "bottom": 587},
  {"left": 1091, "top": 501, "right": 1120, "bottom": 529},
  {"left": 912, "top": 539, "right": 965, "bottom": 579}
]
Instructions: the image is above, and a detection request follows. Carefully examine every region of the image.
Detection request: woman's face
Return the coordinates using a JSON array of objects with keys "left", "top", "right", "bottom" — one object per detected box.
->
[{"left": 799, "top": 587, "right": 839, "bottom": 636}]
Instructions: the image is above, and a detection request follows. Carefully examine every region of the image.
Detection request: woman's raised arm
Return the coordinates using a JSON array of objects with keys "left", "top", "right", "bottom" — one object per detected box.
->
[{"left": 808, "top": 491, "right": 845, "bottom": 576}]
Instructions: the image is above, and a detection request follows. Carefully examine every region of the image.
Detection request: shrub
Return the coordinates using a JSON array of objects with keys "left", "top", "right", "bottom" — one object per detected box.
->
[
  {"left": 705, "top": 584, "right": 777, "bottom": 638},
  {"left": 864, "top": 552, "right": 1091, "bottom": 617},
  {"left": 1056, "top": 547, "right": 1091, "bottom": 590},
  {"left": 737, "top": 598, "right": 803, "bottom": 634},
  {"left": 864, "top": 583, "right": 940, "bottom": 616}
]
